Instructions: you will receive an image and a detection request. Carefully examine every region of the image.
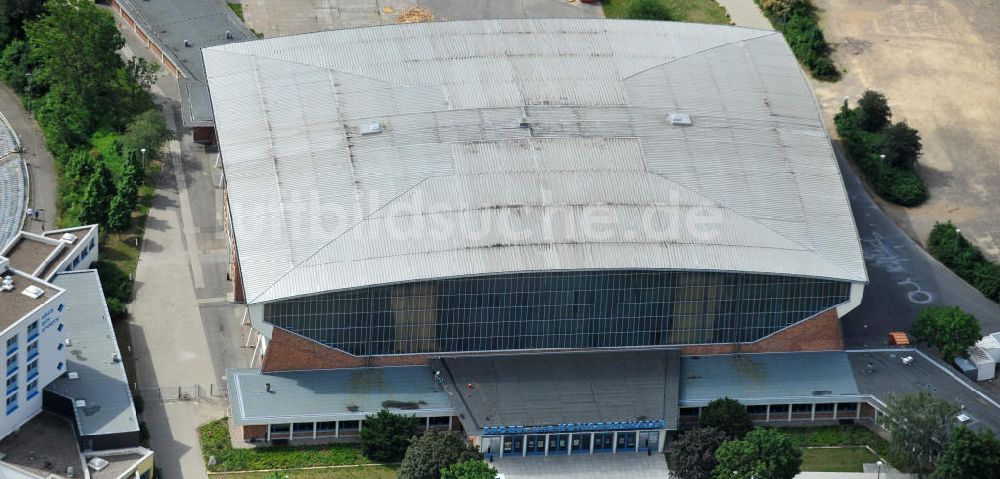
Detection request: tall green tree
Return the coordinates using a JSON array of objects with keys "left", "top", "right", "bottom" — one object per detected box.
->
[
  {"left": 106, "top": 193, "right": 131, "bottom": 234},
  {"left": 856, "top": 90, "right": 891, "bottom": 132},
  {"left": 700, "top": 397, "right": 754, "bottom": 439},
  {"left": 880, "top": 392, "right": 960, "bottom": 475},
  {"left": 0, "top": 0, "right": 43, "bottom": 45},
  {"left": 933, "top": 426, "right": 1000, "bottom": 479},
  {"left": 122, "top": 57, "right": 159, "bottom": 113},
  {"left": 669, "top": 427, "right": 728, "bottom": 479},
  {"left": 78, "top": 164, "right": 115, "bottom": 226},
  {"left": 440, "top": 460, "right": 497, "bottom": 479},
  {"left": 25, "top": 0, "right": 127, "bottom": 133},
  {"left": 121, "top": 109, "right": 170, "bottom": 168},
  {"left": 911, "top": 306, "right": 981, "bottom": 362},
  {"left": 358, "top": 410, "right": 419, "bottom": 463},
  {"left": 397, "top": 431, "right": 482, "bottom": 479},
  {"left": 712, "top": 428, "right": 802, "bottom": 479},
  {"left": 880, "top": 121, "right": 922, "bottom": 170}
]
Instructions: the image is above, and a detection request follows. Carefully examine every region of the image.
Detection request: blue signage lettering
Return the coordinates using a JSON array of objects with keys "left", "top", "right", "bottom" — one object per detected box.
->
[{"left": 482, "top": 419, "right": 665, "bottom": 436}]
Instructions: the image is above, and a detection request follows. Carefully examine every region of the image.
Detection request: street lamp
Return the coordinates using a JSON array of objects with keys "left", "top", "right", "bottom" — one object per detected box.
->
[
  {"left": 954, "top": 228, "right": 962, "bottom": 256},
  {"left": 24, "top": 73, "right": 32, "bottom": 113},
  {"left": 140, "top": 148, "right": 146, "bottom": 173},
  {"left": 876, "top": 460, "right": 884, "bottom": 479}
]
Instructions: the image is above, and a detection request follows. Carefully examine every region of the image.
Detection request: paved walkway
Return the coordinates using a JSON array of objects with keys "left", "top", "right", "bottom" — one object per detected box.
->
[
  {"left": 493, "top": 453, "right": 668, "bottom": 479},
  {"left": 715, "top": 0, "right": 772, "bottom": 30},
  {"left": 0, "top": 82, "right": 58, "bottom": 233},
  {"left": 114, "top": 17, "right": 251, "bottom": 479}
]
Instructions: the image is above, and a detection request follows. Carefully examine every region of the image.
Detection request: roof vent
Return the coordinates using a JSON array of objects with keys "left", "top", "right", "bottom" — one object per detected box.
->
[
  {"left": 68, "top": 372, "right": 79, "bottom": 380},
  {"left": 111, "top": 353, "right": 121, "bottom": 363},
  {"left": 183, "top": 39, "right": 192, "bottom": 47},
  {"left": 361, "top": 122, "right": 382, "bottom": 135},
  {"left": 225, "top": 30, "right": 233, "bottom": 40},
  {"left": 669, "top": 112, "right": 692, "bottom": 126},
  {"left": 1, "top": 275, "right": 13, "bottom": 292},
  {"left": 22, "top": 285, "right": 44, "bottom": 299},
  {"left": 87, "top": 457, "right": 109, "bottom": 472},
  {"left": 64, "top": 338, "right": 72, "bottom": 347},
  {"left": 74, "top": 399, "right": 87, "bottom": 408},
  {"left": 61, "top": 233, "right": 77, "bottom": 244}
]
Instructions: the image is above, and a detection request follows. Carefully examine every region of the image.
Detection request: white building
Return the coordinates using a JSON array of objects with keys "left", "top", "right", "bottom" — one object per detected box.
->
[{"left": 0, "top": 225, "right": 98, "bottom": 439}]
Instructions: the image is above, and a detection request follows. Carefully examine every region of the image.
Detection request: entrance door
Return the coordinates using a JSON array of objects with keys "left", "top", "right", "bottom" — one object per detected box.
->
[
  {"left": 549, "top": 434, "right": 569, "bottom": 455},
  {"left": 593, "top": 432, "right": 614, "bottom": 453},
  {"left": 505, "top": 435, "right": 524, "bottom": 456},
  {"left": 525, "top": 434, "right": 546, "bottom": 455},
  {"left": 572, "top": 433, "right": 592, "bottom": 454},
  {"left": 481, "top": 436, "right": 502, "bottom": 457},
  {"left": 638, "top": 431, "right": 659, "bottom": 452},
  {"left": 617, "top": 431, "right": 637, "bottom": 452}
]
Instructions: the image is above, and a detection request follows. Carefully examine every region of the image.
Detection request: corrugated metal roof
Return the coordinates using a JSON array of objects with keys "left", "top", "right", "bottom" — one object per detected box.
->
[
  {"left": 679, "top": 352, "right": 861, "bottom": 406},
  {"left": 203, "top": 19, "right": 868, "bottom": 304},
  {"left": 227, "top": 366, "right": 453, "bottom": 425},
  {"left": 47, "top": 271, "right": 139, "bottom": 437}
]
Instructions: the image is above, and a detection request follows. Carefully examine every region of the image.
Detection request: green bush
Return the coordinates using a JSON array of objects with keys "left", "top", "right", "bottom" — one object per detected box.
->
[
  {"left": 96, "top": 260, "right": 133, "bottom": 304},
  {"left": 198, "top": 418, "right": 371, "bottom": 472},
  {"left": 911, "top": 306, "right": 981, "bottom": 362},
  {"left": 928, "top": 222, "right": 1000, "bottom": 303},
  {"left": 700, "top": 397, "right": 754, "bottom": 439},
  {"left": 397, "top": 431, "right": 481, "bottom": 479},
  {"left": 835, "top": 98, "right": 928, "bottom": 207},
  {"left": 758, "top": 0, "right": 838, "bottom": 81},
  {"left": 625, "top": 0, "right": 672, "bottom": 20},
  {"left": 359, "top": 410, "right": 419, "bottom": 463}
]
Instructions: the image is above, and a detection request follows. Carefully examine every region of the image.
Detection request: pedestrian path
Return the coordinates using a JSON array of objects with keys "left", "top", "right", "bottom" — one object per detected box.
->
[
  {"left": 493, "top": 453, "right": 668, "bottom": 479},
  {"left": 715, "top": 0, "right": 773, "bottom": 30}
]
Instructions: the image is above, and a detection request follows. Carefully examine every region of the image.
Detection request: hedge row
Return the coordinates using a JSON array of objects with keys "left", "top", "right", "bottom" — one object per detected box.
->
[
  {"left": 756, "top": 0, "right": 839, "bottom": 81},
  {"left": 834, "top": 100, "right": 927, "bottom": 207},
  {"left": 928, "top": 222, "right": 1000, "bottom": 302}
]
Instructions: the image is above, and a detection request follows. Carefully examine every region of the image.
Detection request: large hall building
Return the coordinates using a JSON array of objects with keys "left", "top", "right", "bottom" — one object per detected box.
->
[{"left": 206, "top": 19, "right": 868, "bottom": 454}]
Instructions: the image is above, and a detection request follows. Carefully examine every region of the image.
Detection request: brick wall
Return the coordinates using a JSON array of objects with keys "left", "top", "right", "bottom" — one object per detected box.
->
[
  {"left": 223, "top": 187, "right": 245, "bottom": 303},
  {"left": 261, "top": 307, "right": 844, "bottom": 372},
  {"left": 680, "top": 308, "right": 843, "bottom": 355}
]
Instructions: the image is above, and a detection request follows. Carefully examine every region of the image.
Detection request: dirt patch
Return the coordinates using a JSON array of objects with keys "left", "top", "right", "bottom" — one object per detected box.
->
[{"left": 809, "top": 0, "right": 1000, "bottom": 260}]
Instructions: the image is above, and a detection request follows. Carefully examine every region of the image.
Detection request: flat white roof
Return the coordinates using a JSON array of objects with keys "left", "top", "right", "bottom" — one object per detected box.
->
[{"left": 204, "top": 19, "right": 867, "bottom": 304}]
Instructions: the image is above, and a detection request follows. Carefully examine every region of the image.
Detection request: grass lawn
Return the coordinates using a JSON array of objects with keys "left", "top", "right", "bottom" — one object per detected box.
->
[
  {"left": 212, "top": 465, "right": 398, "bottom": 479},
  {"left": 777, "top": 425, "right": 889, "bottom": 459},
  {"left": 801, "top": 447, "right": 877, "bottom": 473},
  {"left": 603, "top": 0, "right": 730, "bottom": 25},
  {"left": 199, "top": 419, "right": 376, "bottom": 473},
  {"left": 227, "top": 2, "right": 245, "bottom": 21}
]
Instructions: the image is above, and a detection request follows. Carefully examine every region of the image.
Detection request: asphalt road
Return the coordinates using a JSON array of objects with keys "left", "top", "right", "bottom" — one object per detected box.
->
[{"left": 836, "top": 142, "right": 1000, "bottom": 348}]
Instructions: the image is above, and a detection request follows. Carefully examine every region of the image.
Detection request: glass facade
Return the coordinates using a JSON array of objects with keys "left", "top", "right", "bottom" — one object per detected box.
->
[{"left": 264, "top": 270, "right": 850, "bottom": 356}]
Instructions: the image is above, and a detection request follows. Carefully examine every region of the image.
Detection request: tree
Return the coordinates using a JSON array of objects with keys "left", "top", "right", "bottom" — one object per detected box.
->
[
  {"left": 440, "top": 460, "right": 497, "bottom": 479},
  {"left": 122, "top": 57, "right": 159, "bottom": 113},
  {"left": 24, "top": 0, "right": 127, "bottom": 130},
  {"left": 106, "top": 193, "right": 131, "bottom": 234},
  {"left": 880, "top": 392, "right": 960, "bottom": 475},
  {"left": 856, "top": 90, "right": 891, "bottom": 132},
  {"left": 934, "top": 426, "right": 1000, "bottom": 479},
  {"left": 669, "top": 427, "right": 728, "bottom": 479},
  {"left": 700, "top": 397, "right": 754, "bottom": 439},
  {"left": 358, "top": 410, "right": 419, "bottom": 463},
  {"left": 758, "top": 0, "right": 806, "bottom": 19},
  {"left": 712, "top": 428, "right": 801, "bottom": 479},
  {"left": 626, "top": 0, "right": 672, "bottom": 21},
  {"left": 0, "top": 0, "right": 43, "bottom": 45},
  {"left": 117, "top": 160, "right": 140, "bottom": 211},
  {"left": 880, "top": 121, "right": 922, "bottom": 169},
  {"left": 397, "top": 431, "right": 482, "bottom": 479},
  {"left": 121, "top": 110, "right": 170, "bottom": 166},
  {"left": 78, "top": 164, "right": 115, "bottom": 226},
  {"left": 911, "top": 306, "right": 981, "bottom": 362}
]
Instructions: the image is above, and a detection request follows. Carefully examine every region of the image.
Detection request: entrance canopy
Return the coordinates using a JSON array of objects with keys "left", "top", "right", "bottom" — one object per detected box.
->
[{"left": 432, "top": 350, "right": 680, "bottom": 435}]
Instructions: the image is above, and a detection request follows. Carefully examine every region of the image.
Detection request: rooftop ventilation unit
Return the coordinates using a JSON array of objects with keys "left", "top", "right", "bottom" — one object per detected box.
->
[
  {"left": 87, "top": 458, "right": 109, "bottom": 472},
  {"left": 111, "top": 353, "right": 121, "bottom": 363},
  {"left": 22, "top": 285, "right": 45, "bottom": 299},
  {"left": 68, "top": 372, "right": 80, "bottom": 380},
  {"left": 361, "top": 122, "right": 382, "bottom": 135},
  {"left": 668, "top": 112, "right": 692, "bottom": 126},
  {"left": 61, "top": 233, "right": 77, "bottom": 243},
  {"left": 1, "top": 275, "right": 13, "bottom": 292},
  {"left": 74, "top": 399, "right": 87, "bottom": 408},
  {"left": 64, "top": 338, "right": 72, "bottom": 347}
]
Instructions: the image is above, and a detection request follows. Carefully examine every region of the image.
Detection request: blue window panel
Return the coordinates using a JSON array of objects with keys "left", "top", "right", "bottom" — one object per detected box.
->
[
  {"left": 57, "top": 324, "right": 64, "bottom": 332},
  {"left": 56, "top": 362, "right": 64, "bottom": 371},
  {"left": 26, "top": 391, "right": 38, "bottom": 401},
  {"left": 57, "top": 343, "right": 64, "bottom": 351},
  {"left": 6, "top": 365, "right": 17, "bottom": 376}
]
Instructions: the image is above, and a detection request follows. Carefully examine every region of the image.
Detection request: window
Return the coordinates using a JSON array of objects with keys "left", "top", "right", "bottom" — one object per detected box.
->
[
  {"left": 837, "top": 403, "right": 858, "bottom": 413},
  {"left": 769, "top": 404, "right": 789, "bottom": 414},
  {"left": 815, "top": 403, "right": 835, "bottom": 413},
  {"left": 26, "top": 343, "right": 38, "bottom": 361},
  {"left": 58, "top": 304, "right": 64, "bottom": 312},
  {"left": 5, "top": 375, "right": 15, "bottom": 395},
  {"left": 56, "top": 362, "right": 63, "bottom": 371},
  {"left": 339, "top": 420, "right": 360, "bottom": 431},
  {"left": 26, "top": 380, "right": 37, "bottom": 401},
  {"left": 6, "top": 336, "right": 17, "bottom": 356},
  {"left": 747, "top": 405, "right": 767, "bottom": 415},
  {"left": 316, "top": 421, "right": 336, "bottom": 432},
  {"left": 680, "top": 407, "right": 701, "bottom": 418},
  {"left": 26, "top": 322, "right": 38, "bottom": 342},
  {"left": 428, "top": 416, "right": 450, "bottom": 427},
  {"left": 26, "top": 360, "right": 38, "bottom": 381},
  {"left": 6, "top": 356, "right": 17, "bottom": 376},
  {"left": 293, "top": 423, "right": 314, "bottom": 434},
  {"left": 6, "top": 393, "right": 17, "bottom": 415},
  {"left": 57, "top": 343, "right": 64, "bottom": 351},
  {"left": 792, "top": 404, "right": 812, "bottom": 413},
  {"left": 57, "top": 324, "right": 64, "bottom": 332}
]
